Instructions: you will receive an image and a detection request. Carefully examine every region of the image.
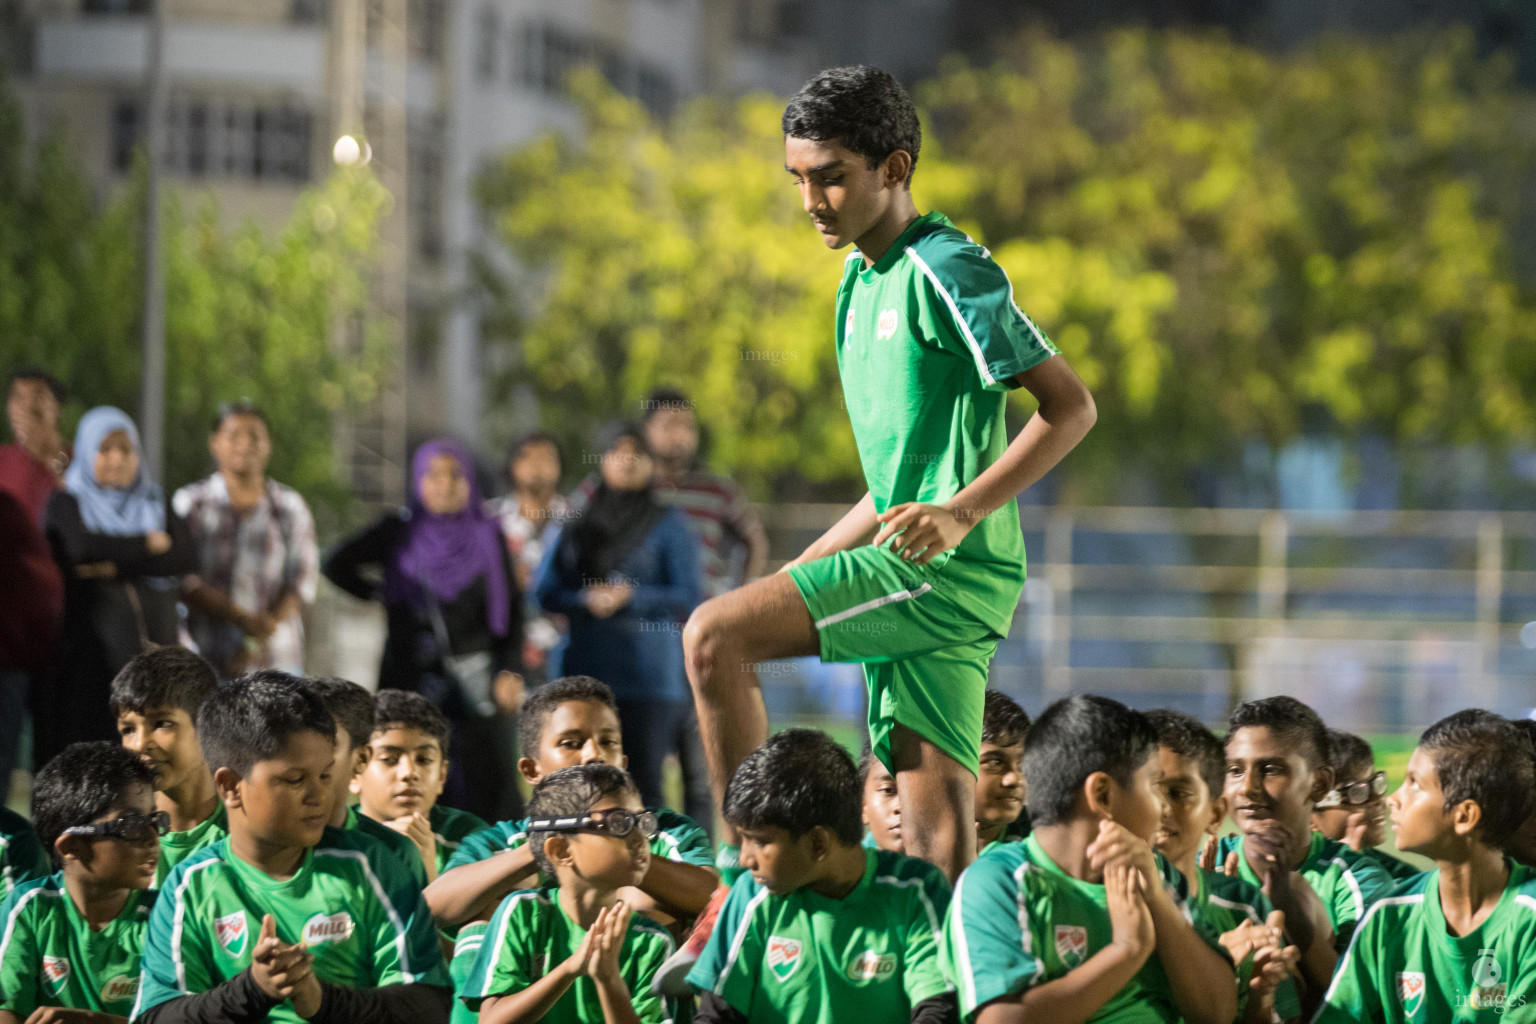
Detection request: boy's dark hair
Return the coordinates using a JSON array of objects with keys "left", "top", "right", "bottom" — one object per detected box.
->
[
  {"left": 32, "top": 742, "right": 157, "bottom": 866},
  {"left": 373, "top": 689, "right": 451, "bottom": 757},
  {"left": 197, "top": 670, "right": 335, "bottom": 777},
  {"left": 1419, "top": 710, "right": 1536, "bottom": 849},
  {"left": 1510, "top": 718, "right": 1536, "bottom": 767},
  {"left": 1024, "top": 695, "right": 1159, "bottom": 828},
  {"left": 8, "top": 366, "right": 65, "bottom": 404},
  {"left": 110, "top": 646, "right": 220, "bottom": 719},
  {"left": 518, "top": 675, "right": 620, "bottom": 757},
  {"left": 641, "top": 387, "right": 693, "bottom": 422},
  {"left": 300, "top": 676, "right": 375, "bottom": 751},
  {"left": 723, "top": 729, "right": 862, "bottom": 844},
  {"left": 213, "top": 401, "right": 269, "bottom": 432},
  {"left": 782, "top": 66, "right": 922, "bottom": 186},
  {"left": 507, "top": 429, "right": 564, "bottom": 475},
  {"left": 857, "top": 748, "right": 887, "bottom": 785},
  {"left": 1324, "top": 729, "right": 1375, "bottom": 784},
  {"left": 982, "top": 690, "right": 1031, "bottom": 748},
  {"left": 1146, "top": 709, "right": 1225, "bottom": 800},
  {"left": 526, "top": 764, "right": 637, "bottom": 878},
  {"left": 1226, "top": 696, "right": 1330, "bottom": 771}
]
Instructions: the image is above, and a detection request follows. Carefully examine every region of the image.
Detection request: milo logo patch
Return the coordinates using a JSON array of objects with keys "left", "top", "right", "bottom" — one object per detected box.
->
[
  {"left": 846, "top": 950, "right": 897, "bottom": 983},
  {"left": 101, "top": 973, "right": 139, "bottom": 1004},
  {"left": 302, "top": 911, "right": 355, "bottom": 947}
]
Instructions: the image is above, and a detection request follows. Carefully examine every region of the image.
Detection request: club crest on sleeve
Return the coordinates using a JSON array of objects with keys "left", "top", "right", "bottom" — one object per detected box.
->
[
  {"left": 303, "top": 911, "right": 355, "bottom": 947},
  {"left": 215, "top": 911, "right": 249, "bottom": 957},
  {"left": 877, "top": 308, "right": 899, "bottom": 340},
  {"left": 41, "top": 955, "right": 70, "bottom": 994},
  {"left": 766, "top": 935, "right": 803, "bottom": 981},
  {"left": 1054, "top": 925, "right": 1088, "bottom": 967},
  {"left": 1396, "top": 972, "right": 1425, "bottom": 1018},
  {"left": 101, "top": 973, "right": 140, "bottom": 1004}
]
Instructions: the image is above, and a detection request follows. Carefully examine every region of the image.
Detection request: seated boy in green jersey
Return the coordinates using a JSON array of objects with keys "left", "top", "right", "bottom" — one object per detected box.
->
[
  {"left": 0, "top": 807, "right": 49, "bottom": 900},
  {"left": 861, "top": 750, "right": 903, "bottom": 853},
  {"left": 1216, "top": 695, "right": 1396, "bottom": 993},
  {"left": 299, "top": 675, "right": 429, "bottom": 888},
  {"left": 686, "top": 729, "right": 956, "bottom": 1024},
  {"left": 941, "top": 695, "right": 1236, "bottom": 1024},
  {"left": 1312, "top": 729, "right": 1421, "bottom": 882},
  {"left": 0, "top": 743, "right": 164, "bottom": 1024},
  {"left": 132, "top": 673, "right": 451, "bottom": 1024},
  {"left": 1316, "top": 710, "right": 1536, "bottom": 1022},
  {"left": 1144, "top": 710, "right": 1299, "bottom": 1024},
  {"left": 458, "top": 764, "right": 675, "bottom": 1024},
  {"left": 975, "top": 692, "right": 1029, "bottom": 855},
  {"left": 111, "top": 647, "right": 225, "bottom": 885},
  {"left": 354, "top": 690, "right": 489, "bottom": 884}
]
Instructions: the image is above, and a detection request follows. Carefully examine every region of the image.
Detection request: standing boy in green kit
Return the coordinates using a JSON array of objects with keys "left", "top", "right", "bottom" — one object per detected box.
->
[
  {"left": 1315, "top": 710, "right": 1536, "bottom": 1022},
  {"left": 680, "top": 64, "right": 1097, "bottom": 898},
  {"left": 111, "top": 647, "right": 225, "bottom": 884},
  {"left": 0, "top": 743, "right": 163, "bottom": 1023},
  {"left": 131, "top": 673, "right": 450, "bottom": 1024}
]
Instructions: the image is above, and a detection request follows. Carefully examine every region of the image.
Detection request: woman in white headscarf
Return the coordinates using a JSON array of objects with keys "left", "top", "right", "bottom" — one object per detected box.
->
[{"left": 42, "top": 406, "right": 196, "bottom": 763}]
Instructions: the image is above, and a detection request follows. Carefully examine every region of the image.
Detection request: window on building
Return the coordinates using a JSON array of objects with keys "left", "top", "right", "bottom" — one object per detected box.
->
[
  {"left": 111, "top": 101, "right": 138, "bottom": 173},
  {"left": 408, "top": 0, "right": 444, "bottom": 62},
  {"left": 477, "top": 7, "right": 498, "bottom": 80},
  {"left": 115, "top": 96, "right": 312, "bottom": 184},
  {"left": 82, "top": 0, "right": 150, "bottom": 14}
]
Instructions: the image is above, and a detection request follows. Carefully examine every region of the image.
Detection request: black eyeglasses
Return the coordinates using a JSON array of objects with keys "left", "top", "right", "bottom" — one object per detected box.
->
[
  {"left": 62, "top": 810, "right": 170, "bottom": 844},
  {"left": 1316, "top": 771, "right": 1388, "bottom": 809},
  {"left": 526, "top": 808, "right": 659, "bottom": 840}
]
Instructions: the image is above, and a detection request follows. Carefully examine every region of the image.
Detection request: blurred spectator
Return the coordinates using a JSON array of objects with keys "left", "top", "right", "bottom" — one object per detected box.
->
[
  {"left": 486, "top": 430, "right": 570, "bottom": 686},
  {"left": 173, "top": 402, "right": 319, "bottom": 679},
  {"left": 535, "top": 425, "right": 706, "bottom": 825},
  {"left": 323, "top": 438, "right": 525, "bottom": 821},
  {"left": 0, "top": 368, "right": 68, "bottom": 798},
  {"left": 42, "top": 406, "right": 196, "bottom": 765}
]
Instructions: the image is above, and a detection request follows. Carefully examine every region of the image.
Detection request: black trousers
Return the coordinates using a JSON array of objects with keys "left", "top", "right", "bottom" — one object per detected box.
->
[{"left": 615, "top": 697, "right": 714, "bottom": 837}]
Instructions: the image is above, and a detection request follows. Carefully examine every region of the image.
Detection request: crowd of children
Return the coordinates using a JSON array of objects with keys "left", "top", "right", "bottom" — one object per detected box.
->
[{"left": 2, "top": 645, "right": 1535, "bottom": 1023}]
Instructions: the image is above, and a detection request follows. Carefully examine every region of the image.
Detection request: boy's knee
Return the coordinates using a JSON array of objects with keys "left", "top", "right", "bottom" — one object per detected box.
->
[{"left": 683, "top": 603, "right": 731, "bottom": 687}]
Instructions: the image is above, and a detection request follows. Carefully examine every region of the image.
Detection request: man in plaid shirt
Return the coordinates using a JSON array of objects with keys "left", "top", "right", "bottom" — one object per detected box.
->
[{"left": 172, "top": 403, "right": 318, "bottom": 677}]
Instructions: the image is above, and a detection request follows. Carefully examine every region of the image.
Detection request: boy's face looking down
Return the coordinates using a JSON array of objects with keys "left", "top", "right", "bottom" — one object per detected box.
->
[
  {"left": 519, "top": 700, "right": 626, "bottom": 785},
  {"left": 543, "top": 790, "right": 651, "bottom": 890},
  {"left": 218, "top": 729, "right": 335, "bottom": 852},
  {"left": 118, "top": 707, "right": 206, "bottom": 793},
  {"left": 862, "top": 762, "right": 901, "bottom": 852},
  {"left": 1224, "top": 725, "right": 1332, "bottom": 855},
  {"left": 976, "top": 739, "right": 1026, "bottom": 840},
  {"left": 354, "top": 727, "right": 446, "bottom": 820},
  {"left": 58, "top": 781, "right": 160, "bottom": 889},
  {"left": 784, "top": 136, "right": 910, "bottom": 252},
  {"left": 1154, "top": 747, "right": 1223, "bottom": 866},
  {"left": 737, "top": 824, "right": 836, "bottom": 896}
]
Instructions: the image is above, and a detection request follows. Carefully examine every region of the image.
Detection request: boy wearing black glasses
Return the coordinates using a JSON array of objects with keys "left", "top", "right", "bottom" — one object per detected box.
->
[
  {"left": 0, "top": 742, "right": 163, "bottom": 1022},
  {"left": 458, "top": 764, "right": 676, "bottom": 1024},
  {"left": 1312, "top": 729, "right": 1421, "bottom": 881}
]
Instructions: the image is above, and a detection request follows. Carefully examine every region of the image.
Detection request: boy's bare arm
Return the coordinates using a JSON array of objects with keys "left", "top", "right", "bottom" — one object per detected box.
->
[
  {"left": 637, "top": 858, "right": 720, "bottom": 919},
  {"left": 1144, "top": 888, "right": 1238, "bottom": 1024},
  {"left": 424, "top": 848, "right": 539, "bottom": 927},
  {"left": 782, "top": 492, "right": 877, "bottom": 570},
  {"left": 973, "top": 945, "right": 1147, "bottom": 1024}
]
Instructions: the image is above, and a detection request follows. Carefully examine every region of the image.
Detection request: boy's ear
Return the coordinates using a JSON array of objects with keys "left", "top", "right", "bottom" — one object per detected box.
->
[
  {"left": 1451, "top": 799, "right": 1484, "bottom": 839},
  {"left": 54, "top": 833, "right": 87, "bottom": 866},
  {"left": 1083, "top": 771, "right": 1115, "bottom": 820},
  {"left": 349, "top": 746, "right": 369, "bottom": 777},
  {"left": 807, "top": 826, "right": 833, "bottom": 862},
  {"left": 1307, "top": 765, "right": 1337, "bottom": 806},
  {"left": 213, "top": 766, "right": 243, "bottom": 810},
  {"left": 348, "top": 774, "right": 364, "bottom": 797},
  {"left": 517, "top": 757, "right": 543, "bottom": 786},
  {"left": 881, "top": 149, "right": 914, "bottom": 190},
  {"left": 1206, "top": 795, "right": 1229, "bottom": 836},
  {"left": 543, "top": 834, "right": 572, "bottom": 869}
]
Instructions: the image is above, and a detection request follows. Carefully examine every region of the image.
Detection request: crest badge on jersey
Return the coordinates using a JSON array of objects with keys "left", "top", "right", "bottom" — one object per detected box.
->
[
  {"left": 766, "top": 936, "right": 803, "bottom": 982},
  {"left": 101, "top": 973, "right": 140, "bottom": 1004},
  {"left": 303, "top": 911, "right": 355, "bottom": 947},
  {"left": 1396, "top": 972, "right": 1425, "bottom": 1018},
  {"left": 877, "top": 308, "right": 899, "bottom": 340},
  {"left": 1054, "top": 925, "right": 1089, "bottom": 967},
  {"left": 845, "top": 310, "right": 856, "bottom": 340},
  {"left": 41, "top": 955, "right": 70, "bottom": 995},
  {"left": 216, "top": 911, "right": 249, "bottom": 957}
]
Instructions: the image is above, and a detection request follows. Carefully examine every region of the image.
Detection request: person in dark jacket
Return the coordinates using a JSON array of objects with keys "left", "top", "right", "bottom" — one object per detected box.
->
[
  {"left": 43, "top": 406, "right": 196, "bottom": 765},
  {"left": 323, "top": 437, "right": 525, "bottom": 821},
  {"left": 535, "top": 425, "right": 705, "bottom": 824}
]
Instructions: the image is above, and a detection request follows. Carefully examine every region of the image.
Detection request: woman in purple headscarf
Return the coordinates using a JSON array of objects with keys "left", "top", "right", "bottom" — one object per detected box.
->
[{"left": 323, "top": 439, "right": 525, "bottom": 819}]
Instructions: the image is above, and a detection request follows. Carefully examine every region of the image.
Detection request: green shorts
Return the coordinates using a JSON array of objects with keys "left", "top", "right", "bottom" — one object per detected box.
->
[{"left": 787, "top": 544, "right": 1002, "bottom": 776}]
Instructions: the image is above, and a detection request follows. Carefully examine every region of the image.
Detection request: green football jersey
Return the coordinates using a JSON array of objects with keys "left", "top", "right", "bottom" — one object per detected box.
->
[
  {"left": 132, "top": 827, "right": 449, "bottom": 1022},
  {"left": 0, "top": 872, "right": 154, "bottom": 1017},
  {"left": 345, "top": 803, "right": 428, "bottom": 888},
  {"left": 0, "top": 807, "right": 50, "bottom": 898},
  {"left": 942, "top": 834, "right": 1226, "bottom": 1023},
  {"left": 1362, "top": 845, "right": 1427, "bottom": 883},
  {"left": 1218, "top": 830, "right": 1397, "bottom": 951},
  {"left": 834, "top": 211, "right": 1059, "bottom": 635},
  {"left": 448, "top": 921, "right": 491, "bottom": 1024},
  {"left": 445, "top": 808, "right": 714, "bottom": 877},
  {"left": 1188, "top": 866, "right": 1300, "bottom": 1021},
  {"left": 458, "top": 888, "right": 675, "bottom": 1024},
  {"left": 428, "top": 804, "right": 491, "bottom": 877},
  {"left": 156, "top": 801, "right": 228, "bottom": 886},
  {"left": 687, "top": 847, "right": 952, "bottom": 1024},
  {"left": 1316, "top": 862, "right": 1536, "bottom": 1022}
]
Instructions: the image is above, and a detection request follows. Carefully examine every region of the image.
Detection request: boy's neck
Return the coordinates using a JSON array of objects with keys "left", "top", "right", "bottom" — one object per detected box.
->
[
  {"left": 1033, "top": 821, "right": 1106, "bottom": 883},
  {"left": 62, "top": 869, "right": 134, "bottom": 932},
  {"left": 329, "top": 795, "right": 353, "bottom": 829},
  {"left": 1171, "top": 849, "right": 1201, "bottom": 893},
  {"left": 805, "top": 842, "right": 869, "bottom": 900},
  {"left": 229, "top": 829, "right": 308, "bottom": 881},
  {"left": 1436, "top": 843, "right": 1510, "bottom": 937},
  {"left": 557, "top": 877, "right": 621, "bottom": 931},
  {"left": 158, "top": 768, "right": 220, "bottom": 833},
  {"left": 854, "top": 199, "right": 922, "bottom": 267},
  {"left": 976, "top": 821, "right": 1007, "bottom": 849}
]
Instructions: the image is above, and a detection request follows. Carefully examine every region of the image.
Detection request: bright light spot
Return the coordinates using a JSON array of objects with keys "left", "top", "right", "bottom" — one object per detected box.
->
[
  {"left": 1521, "top": 621, "right": 1536, "bottom": 650},
  {"left": 333, "top": 135, "right": 370, "bottom": 167}
]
